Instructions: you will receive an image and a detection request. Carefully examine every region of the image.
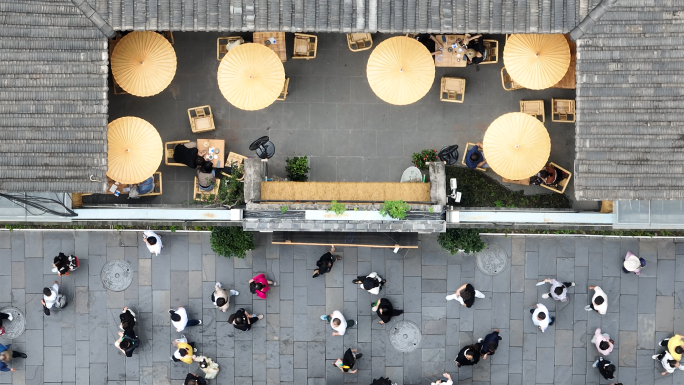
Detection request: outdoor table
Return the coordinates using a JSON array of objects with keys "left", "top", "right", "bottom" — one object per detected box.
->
[
  {"left": 198, "top": 139, "right": 226, "bottom": 168},
  {"left": 502, "top": 177, "right": 531, "bottom": 186},
  {"left": 434, "top": 34, "right": 468, "bottom": 68},
  {"left": 253, "top": 32, "right": 287, "bottom": 62},
  {"left": 105, "top": 176, "right": 132, "bottom": 195}
]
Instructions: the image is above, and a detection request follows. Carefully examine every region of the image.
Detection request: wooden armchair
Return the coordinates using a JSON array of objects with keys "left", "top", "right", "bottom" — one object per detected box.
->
[
  {"left": 347, "top": 33, "right": 373, "bottom": 52},
  {"left": 188, "top": 105, "right": 215, "bottom": 133},
  {"left": 216, "top": 36, "right": 243, "bottom": 60},
  {"left": 139, "top": 172, "right": 163, "bottom": 196},
  {"left": 501, "top": 67, "right": 524, "bottom": 91},
  {"left": 552, "top": 98, "right": 576, "bottom": 123},
  {"left": 440, "top": 77, "right": 466, "bottom": 103},
  {"left": 461, "top": 142, "right": 487, "bottom": 172},
  {"left": 540, "top": 162, "right": 572, "bottom": 194},
  {"left": 480, "top": 39, "right": 499, "bottom": 64},
  {"left": 277, "top": 78, "right": 290, "bottom": 101},
  {"left": 293, "top": 34, "right": 317, "bottom": 59},
  {"left": 194, "top": 176, "right": 220, "bottom": 201},
  {"left": 165, "top": 140, "right": 190, "bottom": 166},
  {"left": 520, "top": 100, "right": 545, "bottom": 123}
]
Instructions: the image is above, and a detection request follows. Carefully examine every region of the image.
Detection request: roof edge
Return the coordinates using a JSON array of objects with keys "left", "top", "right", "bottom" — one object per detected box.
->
[
  {"left": 569, "top": 0, "right": 619, "bottom": 41},
  {"left": 70, "top": 0, "right": 115, "bottom": 38}
]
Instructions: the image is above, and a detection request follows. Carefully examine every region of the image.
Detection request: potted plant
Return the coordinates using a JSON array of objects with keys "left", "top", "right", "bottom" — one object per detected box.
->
[
  {"left": 285, "top": 156, "right": 310, "bottom": 182},
  {"left": 437, "top": 228, "right": 486, "bottom": 254},
  {"left": 412, "top": 149, "right": 438, "bottom": 171},
  {"left": 210, "top": 226, "right": 255, "bottom": 258},
  {"left": 379, "top": 200, "right": 410, "bottom": 220}
]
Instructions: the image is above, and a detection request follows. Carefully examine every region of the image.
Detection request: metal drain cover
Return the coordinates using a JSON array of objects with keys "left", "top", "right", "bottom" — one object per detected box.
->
[
  {"left": 389, "top": 320, "right": 421, "bottom": 352},
  {"left": 475, "top": 244, "right": 509, "bottom": 276},
  {"left": 0, "top": 307, "right": 26, "bottom": 339},
  {"left": 101, "top": 260, "right": 133, "bottom": 291}
]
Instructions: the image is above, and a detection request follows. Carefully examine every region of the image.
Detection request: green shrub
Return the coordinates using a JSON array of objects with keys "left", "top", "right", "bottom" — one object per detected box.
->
[
  {"left": 210, "top": 226, "right": 255, "bottom": 258},
  {"left": 380, "top": 200, "right": 410, "bottom": 220},
  {"left": 412, "top": 149, "right": 438, "bottom": 170},
  {"left": 437, "top": 228, "right": 486, "bottom": 254},
  {"left": 280, "top": 206, "right": 288, "bottom": 213},
  {"left": 327, "top": 200, "right": 346, "bottom": 215},
  {"left": 285, "top": 156, "right": 311, "bottom": 182}
]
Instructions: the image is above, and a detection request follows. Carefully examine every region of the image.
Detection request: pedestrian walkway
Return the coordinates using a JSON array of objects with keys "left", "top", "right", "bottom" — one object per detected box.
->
[{"left": 0, "top": 231, "right": 682, "bottom": 385}]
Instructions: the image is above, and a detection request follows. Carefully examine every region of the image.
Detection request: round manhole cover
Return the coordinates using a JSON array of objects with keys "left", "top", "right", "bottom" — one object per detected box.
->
[
  {"left": 475, "top": 244, "right": 509, "bottom": 276},
  {"left": 389, "top": 320, "right": 421, "bottom": 352},
  {"left": 101, "top": 260, "right": 133, "bottom": 291},
  {"left": 0, "top": 307, "right": 26, "bottom": 339}
]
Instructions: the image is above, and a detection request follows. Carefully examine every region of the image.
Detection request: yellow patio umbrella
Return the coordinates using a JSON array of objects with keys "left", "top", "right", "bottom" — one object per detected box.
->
[
  {"left": 111, "top": 31, "right": 177, "bottom": 97},
  {"left": 366, "top": 36, "right": 435, "bottom": 105},
  {"left": 483, "top": 112, "right": 551, "bottom": 180},
  {"left": 503, "top": 34, "right": 570, "bottom": 90},
  {"left": 107, "top": 116, "right": 163, "bottom": 185},
  {"left": 217, "top": 43, "right": 285, "bottom": 111}
]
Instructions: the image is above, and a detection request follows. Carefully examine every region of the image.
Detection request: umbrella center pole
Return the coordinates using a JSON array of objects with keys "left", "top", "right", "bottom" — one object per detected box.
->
[{"left": 515, "top": 145, "right": 520, "bottom": 149}]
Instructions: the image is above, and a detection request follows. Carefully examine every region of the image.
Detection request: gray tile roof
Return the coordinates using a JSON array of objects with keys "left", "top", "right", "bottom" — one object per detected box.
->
[
  {"left": 0, "top": 0, "right": 109, "bottom": 193},
  {"left": 574, "top": 0, "right": 684, "bottom": 200}
]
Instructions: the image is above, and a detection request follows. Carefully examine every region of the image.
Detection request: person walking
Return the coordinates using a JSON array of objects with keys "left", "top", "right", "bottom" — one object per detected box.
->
[
  {"left": 455, "top": 343, "right": 481, "bottom": 367},
  {"left": 171, "top": 337, "right": 197, "bottom": 364},
  {"left": 431, "top": 373, "right": 453, "bottom": 385},
  {"left": 211, "top": 282, "right": 238, "bottom": 312},
  {"left": 586, "top": 286, "right": 608, "bottom": 314},
  {"left": 334, "top": 348, "right": 362, "bottom": 373},
  {"left": 371, "top": 377, "right": 394, "bottom": 385},
  {"left": 312, "top": 246, "right": 341, "bottom": 278},
  {"left": 196, "top": 356, "right": 220, "bottom": 379},
  {"left": 119, "top": 307, "right": 136, "bottom": 330},
  {"left": 353, "top": 272, "right": 386, "bottom": 295},
  {"left": 446, "top": 283, "right": 486, "bottom": 308},
  {"left": 0, "top": 343, "right": 26, "bottom": 372},
  {"left": 41, "top": 280, "right": 66, "bottom": 315},
  {"left": 52, "top": 252, "right": 78, "bottom": 276},
  {"left": 142, "top": 230, "right": 163, "bottom": 256},
  {"left": 321, "top": 310, "right": 354, "bottom": 336},
  {"left": 592, "top": 328, "right": 614, "bottom": 356},
  {"left": 652, "top": 350, "right": 684, "bottom": 375},
  {"left": 229, "top": 308, "right": 263, "bottom": 332},
  {"left": 622, "top": 251, "right": 646, "bottom": 275},
  {"left": 372, "top": 298, "right": 403, "bottom": 325},
  {"left": 249, "top": 273, "right": 276, "bottom": 299},
  {"left": 184, "top": 373, "right": 206, "bottom": 385},
  {"left": 114, "top": 328, "right": 139, "bottom": 357},
  {"left": 0, "top": 311, "right": 13, "bottom": 333},
  {"left": 530, "top": 303, "right": 554, "bottom": 332},
  {"left": 169, "top": 307, "right": 202, "bottom": 333},
  {"left": 539, "top": 278, "right": 575, "bottom": 302},
  {"left": 659, "top": 334, "right": 684, "bottom": 361},
  {"left": 593, "top": 356, "right": 616, "bottom": 380},
  {"left": 478, "top": 329, "right": 502, "bottom": 359}
]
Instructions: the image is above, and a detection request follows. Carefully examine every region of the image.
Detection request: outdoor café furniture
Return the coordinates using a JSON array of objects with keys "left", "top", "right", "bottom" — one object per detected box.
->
[
  {"left": 552, "top": 98, "right": 576, "bottom": 123},
  {"left": 440, "top": 77, "right": 465, "bottom": 103},
  {"left": 501, "top": 67, "right": 524, "bottom": 91},
  {"left": 434, "top": 34, "right": 467, "bottom": 67},
  {"left": 347, "top": 33, "right": 373, "bottom": 51},
  {"left": 277, "top": 78, "right": 290, "bottom": 101},
  {"left": 480, "top": 39, "right": 499, "bottom": 64},
  {"left": 162, "top": 31, "right": 174, "bottom": 45},
  {"left": 216, "top": 36, "right": 243, "bottom": 60},
  {"left": 165, "top": 140, "right": 190, "bottom": 166},
  {"left": 520, "top": 100, "right": 545, "bottom": 123},
  {"left": 83, "top": 172, "right": 163, "bottom": 197},
  {"left": 461, "top": 142, "right": 487, "bottom": 172},
  {"left": 293, "top": 33, "right": 317, "bottom": 59},
  {"left": 198, "top": 139, "right": 226, "bottom": 168},
  {"left": 188, "top": 105, "right": 216, "bottom": 133},
  {"left": 502, "top": 177, "right": 530, "bottom": 185},
  {"left": 253, "top": 32, "right": 286, "bottom": 62},
  {"left": 224, "top": 151, "right": 248, "bottom": 180},
  {"left": 193, "top": 176, "right": 220, "bottom": 200},
  {"left": 540, "top": 162, "right": 572, "bottom": 194}
]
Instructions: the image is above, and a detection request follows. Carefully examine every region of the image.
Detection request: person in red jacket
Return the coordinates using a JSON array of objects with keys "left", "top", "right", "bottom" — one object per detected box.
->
[{"left": 249, "top": 274, "right": 277, "bottom": 299}]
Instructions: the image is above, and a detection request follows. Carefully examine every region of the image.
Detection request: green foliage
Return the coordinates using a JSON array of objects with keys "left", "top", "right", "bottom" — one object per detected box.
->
[
  {"left": 210, "top": 226, "right": 255, "bottom": 259},
  {"left": 328, "top": 200, "right": 346, "bottom": 215},
  {"left": 437, "top": 228, "right": 486, "bottom": 254},
  {"left": 280, "top": 206, "right": 288, "bottom": 214},
  {"left": 285, "top": 156, "right": 311, "bottom": 182},
  {"left": 428, "top": 206, "right": 434, "bottom": 213},
  {"left": 194, "top": 165, "right": 245, "bottom": 208},
  {"left": 169, "top": 226, "right": 178, "bottom": 232},
  {"left": 380, "top": 200, "right": 410, "bottom": 220},
  {"left": 412, "top": 149, "right": 439, "bottom": 170}
]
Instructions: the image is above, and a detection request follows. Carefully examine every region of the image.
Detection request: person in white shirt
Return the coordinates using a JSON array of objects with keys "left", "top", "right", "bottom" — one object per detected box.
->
[
  {"left": 41, "top": 281, "right": 60, "bottom": 309},
  {"left": 586, "top": 286, "right": 608, "bottom": 314},
  {"left": 431, "top": 373, "right": 453, "bottom": 385},
  {"left": 540, "top": 278, "right": 575, "bottom": 302},
  {"left": 211, "top": 282, "right": 239, "bottom": 312},
  {"left": 592, "top": 328, "right": 614, "bottom": 356},
  {"left": 530, "top": 303, "right": 554, "bottom": 332},
  {"left": 320, "top": 310, "right": 354, "bottom": 336},
  {"left": 169, "top": 307, "right": 202, "bottom": 332},
  {"left": 142, "top": 231, "right": 163, "bottom": 256},
  {"left": 653, "top": 350, "right": 684, "bottom": 375},
  {"left": 353, "top": 272, "right": 386, "bottom": 295}
]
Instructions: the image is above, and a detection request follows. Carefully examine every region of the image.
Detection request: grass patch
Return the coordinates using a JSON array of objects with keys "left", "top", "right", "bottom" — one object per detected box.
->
[{"left": 445, "top": 166, "right": 572, "bottom": 209}]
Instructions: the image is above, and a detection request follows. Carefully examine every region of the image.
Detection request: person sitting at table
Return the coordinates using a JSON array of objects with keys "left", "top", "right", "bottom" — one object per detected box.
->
[
  {"left": 135, "top": 176, "right": 155, "bottom": 195},
  {"left": 465, "top": 142, "right": 488, "bottom": 169},
  {"left": 413, "top": 34, "right": 442, "bottom": 56},
  {"left": 174, "top": 142, "right": 207, "bottom": 169},
  {"left": 462, "top": 34, "right": 487, "bottom": 65},
  {"left": 196, "top": 162, "right": 216, "bottom": 191},
  {"left": 531, "top": 165, "right": 567, "bottom": 186}
]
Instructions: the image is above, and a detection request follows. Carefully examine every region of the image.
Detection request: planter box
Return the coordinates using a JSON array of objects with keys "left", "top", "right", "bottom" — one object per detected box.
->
[{"left": 305, "top": 210, "right": 397, "bottom": 221}]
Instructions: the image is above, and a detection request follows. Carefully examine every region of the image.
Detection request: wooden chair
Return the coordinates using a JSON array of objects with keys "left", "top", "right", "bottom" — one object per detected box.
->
[
  {"left": 293, "top": 34, "right": 317, "bottom": 59},
  {"left": 216, "top": 36, "right": 243, "bottom": 60},
  {"left": 277, "top": 78, "right": 290, "bottom": 101},
  {"left": 347, "top": 33, "right": 373, "bottom": 52},
  {"left": 520, "top": 100, "right": 545, "bottom": 123},
  {"left": 461, "top": 142, "right": 487, "bottom": 172},
  {"left": 194, "top": 176, "right": 220, "bottom": 200},
  {"left": 540, "top": 162, "right": 572, "bottom": 194},
  {"left": 188, "top": 106, "right": 215, "bottom": 133},
  {"left": 162, "top": 31, "right": 174, "bottom": 45},
  {"left": 225, "top": 152, "right": 248, "bottom": 180},
  {"left": 165, "top": 140, "right": 190, "bottom": 166},
  {"left": 440, "top": 77, "right": 465, "bottom": 103},
  {"left": 139, "top": 172, "right": 163, "bottom": 196},
  {"left": 501, "top": 67, "right": 524, "bottom": 91},
  {"left": 552, "top": 98, "right": 576, "bottom": 123},
  {"left": 480, "top": 39, "right": 498, "bottom": 64}
]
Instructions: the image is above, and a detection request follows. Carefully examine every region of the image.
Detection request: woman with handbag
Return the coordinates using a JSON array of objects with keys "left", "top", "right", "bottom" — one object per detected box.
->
[
  {"left": 333, "top": 348, "right": 362, "bottom": 373},
  {"left": 249, "top": 273, "right": 276, "bottom": 299},
  {"left": 372, "top": 298, "right": 403, "bottom": 325},
  {"left": 0, "top": 343, "right": 27, "bottom": 372},
  {"left": 196, "top": 356, "right": 220, "bottom": 379}
]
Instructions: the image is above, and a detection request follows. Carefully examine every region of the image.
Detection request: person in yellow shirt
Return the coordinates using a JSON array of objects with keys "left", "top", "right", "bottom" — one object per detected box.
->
[
  {"left": 171, "top": 339, "right": 197, "bottom": 364},
  {"left": 659, "top": 334, "right": 684, "bottom": 361}
]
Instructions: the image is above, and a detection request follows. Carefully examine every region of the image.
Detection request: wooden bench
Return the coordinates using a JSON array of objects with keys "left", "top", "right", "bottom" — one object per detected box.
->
[
  {"left": 501, "top": 66, "right": 524, "bottom": 91},
  {"left": 165, "top": 140, "right": 190, "bottom": 166},
  {"left": 293, "top": 34, "right": 317, "bottom": 59},
  {"left": 188, "top": 106, "right": 216, "bottom": 133},
  {"left": 440, "top": 77, "right": 466, "bottom": 103},
  {"left": 347, "top": 33, "right": 373, "bottom": 52},
  {"left": 520, "top": 100, "right": 545, "bottom": 123},
  {"left": 480, "top": 39, "right": 499, "bottom": 64},
  {"left": 277, "top": 78, "right": 290, "bottom": 101},
  {"left": 194, "top": 176, "right": 220, "bottom": 201},
  {"left": 540, "top": 162, "right": 572, "bottom": 194},
  {"left": 216, "top": 36, "right": 243, "bottom": 60},
  {"left": 552, "top": 98, "right": 575, "bottom": 123}
]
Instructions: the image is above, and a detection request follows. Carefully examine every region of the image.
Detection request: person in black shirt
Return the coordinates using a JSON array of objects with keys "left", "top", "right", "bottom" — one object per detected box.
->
[
  {"left": 478, "top": 329, "right": 502, "bottom": 359},
  {"left": 173, "top": 143, "right": 207, "bottom": 169},
  {"left": 114, "top": 328, "right": 139, "bottom": 357},
  {"left": 312, "top": 246, "right": 341, "bottom": 278},
  {"left": 184, "top": 372, "right": 206, "bottom": 385},
  {"left": 229, "top": 308, "right": 263, "bottom": 332},
  {"left": 372, "top": 298, "right": 403, "bottom": 324},
  {"left": 462, "top": 34, "right": 487, "bottom": 65},
  {"left": 455, "top": 344, "right": 481, "bottom": 367},
  {"left": 446, "top": 283, "right": 486, "bottom": 308},
  {"left": 334, "top": 348, "right": 362, "bottom": 373},
  {"left": 594, "top": 357, "right": 616, "bottom": 380},
  {"left": 119, "top": 307, "right": 136, "bottom": 330}
]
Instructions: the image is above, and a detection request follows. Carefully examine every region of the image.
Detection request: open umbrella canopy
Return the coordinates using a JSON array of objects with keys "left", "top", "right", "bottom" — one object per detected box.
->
[
  {"left": 483, "top": 112, "right": 551, "bottom": 180},
  {"left": 503, "top": 34, "right": 570, "bottom": 90},
  {"left": 366, "top": 36, "right": 435, "bottom": 105},
  {"left": 107, "top": 117, "right": 163, "bottom": 185},
  {"left": 111, "top": 31, "right": 177, "bottom": 97},
  {"left": 217, "top": 43, "right": 285, "bottom": 111}
]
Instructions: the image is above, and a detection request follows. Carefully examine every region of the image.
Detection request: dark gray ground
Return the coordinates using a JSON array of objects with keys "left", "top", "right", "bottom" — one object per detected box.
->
[{"left": 87, "top": 32, "right": 590, "bottom": 208}]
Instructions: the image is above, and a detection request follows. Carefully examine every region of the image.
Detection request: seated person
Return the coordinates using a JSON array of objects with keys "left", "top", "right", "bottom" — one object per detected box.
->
[
  {"left": 465, "top": 142, "right": 488, "bottom": 169},
  {"left": 462, "top": 34, "right": 487, "bottom": 65},
  {"left": 174, "top": 142, "right": 207, "bottom": 169},
  {"left": 135, "top": 175, "right": 155, "bottom": 195},
  {"left": 531, "top": 165, "right": 567, "bottom": 186},
  {"left": 413, "top": 34, "right": 442, "bottom": 56},
  {"left": 196, "top": 162, "right": 216, "bottom": 191}
]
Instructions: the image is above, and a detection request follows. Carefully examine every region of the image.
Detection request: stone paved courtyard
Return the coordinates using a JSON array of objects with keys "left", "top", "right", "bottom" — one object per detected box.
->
[{"left": 1, "top": 231, "right": 684, "bottom": 384}]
